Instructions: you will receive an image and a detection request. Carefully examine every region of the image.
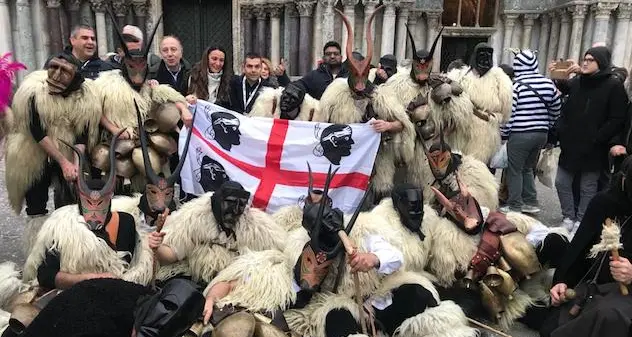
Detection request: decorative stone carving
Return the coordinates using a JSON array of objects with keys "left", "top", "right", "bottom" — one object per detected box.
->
[
  {"left": 426, "top": 11, "right": 442, "bottom": 29},
  {"left": 132, "top": 0, "right": 148, "bottom": 16},
  {"left": 617, "top": 3, "right": 632, "bottom": 20},
  {"left": 570, "top": 4, "right": 587, "bottom": 20},
  {"left": 296, "top": 1, "right": 316, "bottom": 17},
  {"left": 253, "top": 4, "right": 267, "bottom": 19},
  {"left": 340, "top": 0, "right": 358, "bottom": 7},
  {"left": 592, "top": 3, "right": 617, "bottom": 20},
  {"left": 111, "top": 0, "right": 129, "bottom": 17},
  {"left": 46, "top": 0, "right": 62, "bottom": 8},
  {"left": 503, "top": 13, "right": 519, "bottom": 26},
  {"left": 241, "top": 5, "right": 254, "bottom": 19},
  {"left": 559, "top": 9, "right": 570, "bottom": 23},
  {"left": 286, "top": 2, "right": 298, "bottom": 17},
  {"left": 89, "top": 0, "right": 107, "bottom": 13},
  {"left": 522, "top": 13, "right": 538, "bottom": 26},
  {"left": 268, "top": 4, "right": 284, "bottom": 18}
]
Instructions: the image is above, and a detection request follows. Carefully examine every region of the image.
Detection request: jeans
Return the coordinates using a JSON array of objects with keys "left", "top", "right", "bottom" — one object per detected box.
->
[
  {"left": 555, "top": 166, "right": 599, "bottom": 222},
  {"left": 506, "top": 132, "right": 547, "bottom": 210}
]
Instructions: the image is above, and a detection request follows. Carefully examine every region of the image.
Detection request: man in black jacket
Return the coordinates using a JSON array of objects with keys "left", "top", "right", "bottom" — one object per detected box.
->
[
  {"left": 294, "top": 41, "right": 349, "bottom": 99},
  {"left": 151, "top": 36, "right": 191, "bottom": 96},
  {"left": 218, "top": 52, "right": 271, "bottom": 114},
  {"left": 44, "top": 25, "right": 116, "bottom": 79}
]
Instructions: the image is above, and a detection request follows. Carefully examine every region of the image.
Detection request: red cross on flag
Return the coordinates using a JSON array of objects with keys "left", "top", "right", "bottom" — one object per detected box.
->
[{"left": 178, "top": 100, "right": 380, "bottom": 213}]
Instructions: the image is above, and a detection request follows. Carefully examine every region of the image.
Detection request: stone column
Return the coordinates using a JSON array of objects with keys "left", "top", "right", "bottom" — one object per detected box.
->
[
  {"left": 321, "top": 0, "right": 335, "bottom": 46},
  {"left": 15, "top": 0, "right": 35, "bottom": 80},
  {"left": 557, "top": 9, "right": 570, "bottom": 60},
  {"left": 592, "top": 3, "right": 616, "bottom": 45},
  {"left": 90, "top": 0, "right": 108, "bottom": 57},
  {"left": 521, "top": 14, "right": 537, "bottom": 50},
  {"left": 395, "top": 2, "right": 411, "bottom": 62},
  {"left": 406, "top": 10, "right": 420, "bottom": 58},
  {"left": 111, "top": 0, "right": 128, "bottom": 27},
  {"left": 362, "top": 0, "right": 379, "bottom": 57},
  {"left": 287, "top": 2, "right": 299, "bottom": 76},
  {"left": 67, "top": 0, "right": 82, "bottom": 29},
  {"left": 132, "top": 0, "right": 147, "bottom": 34},
  {"left": 0, "top": 0, "right": 12, "bottom": 55},
  {"left": 417, "top": 12, "right": 426, "bottom": 51},
  {"left": 269, "top": 4, "right": 283, "bottom": 65},
  {"left": 340, "top": 0, "right": 356, "bottom": 59},
  {"left": 241, "top": 5, "right": 254, "bottom": 54},
  {"left": 253, "top": 4, "right": 267, "bottom": 57},
  {"left": 380, "top": 1, "right": 396, "bottom": 56},
  {"left": 537, "top": 13, "right": 550, "bottom": 73},
  {"left": 626, "top": 15, "right": 632, "bottom": 69},
  {"left": 46, "top": 0, "right": 63, "bottom": 54},
  {"left": 297, "top": 1, "right": 315, "bottom": 75},
  {"left": 32, "top": 0, "right": 49, "bottom": 67},
  {"left": 547, "top": 11, "right": 561, "bottom": 63},
  {"left": 312, "top": 1, "right": 322, "bottom": 67},
  {"left": 613, "top": 4, "right": 631, "bottom": 66},
  {"left": 568, "top": 4, "right": 587, "bottom": 63},
  {"left": 502, "top": 13, "right": 518, "bottom": 64},
  {"left": 426, "top": 11, "right": 442, "bottom": 72}
]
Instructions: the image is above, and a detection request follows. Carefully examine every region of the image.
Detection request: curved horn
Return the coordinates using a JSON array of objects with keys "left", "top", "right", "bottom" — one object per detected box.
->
[
  {"left": 307, "top": 162, "right": 314, "bottom": 196},
  {"left": 134, "top": 99, "right": 161, "bottom": 185},
  {"left": 144, "top": 14, "right": 164, "bottom": 58},
  {"left": 406, "top": 23, "right": 419, "bottom": 61},
  {"left": 166, "top": 106, "right": 196, "bottom": 186},
  {"left": 426, "top": 26, "right": 445, "bottom": 62},
  {"left": 334, "top": 8, "right": 360, "bottom": 76},
  {"left": 430, "top": 186, "right": 454, "bottom": 212},
  {"left": 360, "top": 5, "right": 385, "bottom": 73},
  {"left": 106, "top": 7, "right": 130, "bottom": 57},
  {"left": 102, "top": 128, "right": 125, "bottom": 194},
  {"left": 57, "top": 138, "right": 91, "bottom": 197}
]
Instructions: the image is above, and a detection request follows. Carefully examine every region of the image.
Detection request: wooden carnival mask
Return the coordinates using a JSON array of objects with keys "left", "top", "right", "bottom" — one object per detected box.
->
[
  {"left": 431, "top": 178, "right": 484, "bottom": 235},
  {"left": 46, "top": 57, "right": 80, "bottom": 95},
  {"left": 407, "top": 26, "right": 444, "bottom": 83}
]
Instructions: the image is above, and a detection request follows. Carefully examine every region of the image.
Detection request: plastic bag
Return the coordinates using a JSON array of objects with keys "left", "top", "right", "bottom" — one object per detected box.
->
[
  {"left": 489, "top": 143, "right": 508, "bottom": 169},
  {"left": 536, "top": 148, "right": 558, "bottom": 188}
]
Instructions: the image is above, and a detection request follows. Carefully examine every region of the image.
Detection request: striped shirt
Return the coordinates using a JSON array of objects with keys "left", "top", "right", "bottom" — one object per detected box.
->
[{"left": 500, "top": 50, "right": 562, "bottom": 138}]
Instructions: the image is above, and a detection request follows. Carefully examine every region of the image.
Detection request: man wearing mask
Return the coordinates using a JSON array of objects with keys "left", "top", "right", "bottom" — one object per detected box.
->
[
  {"left": 294, "top": 41, "right": 350, "bottom": 99},
  {"left": 550, "top": 46, "right": 628, "bottom": 236},
  {"left": 218, "top": 52, "right": 270, "bottom": 114},
  {"left": 151, "top": 35, "right": 191, "bottom": 96},
  {"left": 45, "top": 25, "right": 116, "bottom": 79},
  {"left": 370, "top": 54, "right": 398, "bottom": 85}
]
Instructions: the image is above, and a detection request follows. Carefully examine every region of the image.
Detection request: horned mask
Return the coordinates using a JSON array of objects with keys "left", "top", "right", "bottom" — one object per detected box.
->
[{"left": 407, "top": 25, "right": 444, "bottom": 83}]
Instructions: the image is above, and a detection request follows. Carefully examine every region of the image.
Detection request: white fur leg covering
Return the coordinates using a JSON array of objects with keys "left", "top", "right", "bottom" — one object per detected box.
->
[
  {"left": 22, "top": 215, "right": 48, "bottom": 256},
  {"left": 0, "top": 309, "right": 9, "bottom": 336},
  {"left": 0, "top": 262, "right": 22, "bottom": 309},
  {"left": 498, "top": 289, "right": 534, "bottom": 330},
  {"left": 111, "top": 194, "right": 142, "bottom": 224},
  {"left": 305, "top": 293, "right": 361, "bottom": 337},
  {"left": 393, "top": 300, "right": 479, "bottom": 337},
  {"left": 519, "top": 269, "right": 554, "bottom": 304},
  {"left": 155, "top": 261, "right": 191, "bottom": 281}
]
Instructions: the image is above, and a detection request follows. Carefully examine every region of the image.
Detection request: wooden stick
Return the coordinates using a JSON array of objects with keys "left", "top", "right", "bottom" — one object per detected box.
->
[
  {"left": 605, "top": 218, "right": 629, "bottom": 296},
  {"left": 338, "top": 231, "right": 368, "bottom": 335},
  {"left": 151, "top": 208, "right": 169, "bottom": 288},
  {"left": 467, "top": 318, "right": 513, "bottom": 337}
]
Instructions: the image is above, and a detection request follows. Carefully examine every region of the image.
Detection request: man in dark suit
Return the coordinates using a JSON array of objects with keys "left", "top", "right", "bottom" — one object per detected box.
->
[{"left": 218, "top": 52, "right": 270, "bottom": 114}]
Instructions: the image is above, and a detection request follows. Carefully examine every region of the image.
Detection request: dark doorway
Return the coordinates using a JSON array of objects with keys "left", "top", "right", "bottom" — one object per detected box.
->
[
  {"left": 162, "top": 0, "right": 233, "bottom": 64},
  {"left": 440, "top": 36, "right": 489, "bottom": 72}
]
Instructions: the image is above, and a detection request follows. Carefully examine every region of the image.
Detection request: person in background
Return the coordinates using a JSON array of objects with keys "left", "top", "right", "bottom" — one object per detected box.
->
[
  {"left": 294, "top": 41, "right": 349, "bottom": 99},
  {"left": 371, "top": 54, "right": 397, "bottom": 85},
  {"left": 151, "top": 35, "right": 191, "bottom": 96},
  {"left": 218, "top": 52, "right": 271, "bottom": 114},
  {"left": 261, "top": 57, "right": 290, "bottom": 88},
  {"left": 107, "top": 25, "right": 161, "bottom": 70},
  {"left": 187, "top": 46, "right": 233, "bottom": 104}
]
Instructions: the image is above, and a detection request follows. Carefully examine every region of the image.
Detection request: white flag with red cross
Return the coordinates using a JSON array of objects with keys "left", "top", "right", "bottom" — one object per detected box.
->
[{"left": 178, "top": 99, "right": 380, "bottom": 214}]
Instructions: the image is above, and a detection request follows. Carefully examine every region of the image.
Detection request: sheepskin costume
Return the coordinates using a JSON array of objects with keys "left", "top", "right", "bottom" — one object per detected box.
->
[
  {"left": 21, "top": 205, "right": 154, "bottom": 286},
  {"left": 5, "top": 70, "right": 102, "bottom": 213},
  {"left": 282, "top": 212, "right": 477, "bottom": 337},
  {"left": 423, "top": 209, "right": 553, "bottom": 330},
  {"left": 249, "top": 87, "right": 320, "bottom": 121},
  {"left": 446, "top": 65, "right": 513, "bottom": 124},
  {"left": 159, "top": 192, "right": 287, "bottom": 284},
  {"left": 313, "top": 78, "right": 416, "bottom": 196},
  {"left": 272, "top": 204, "right": 304, "bottom": 232}
]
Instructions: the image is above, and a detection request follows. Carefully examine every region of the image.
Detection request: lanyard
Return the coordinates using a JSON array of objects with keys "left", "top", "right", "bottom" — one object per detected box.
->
[
  {"left": 168, "top": 69, "right": 180, "bottom": 84},
  {"left": 242, "top": 77, "right": 261, "bottom": 109}
]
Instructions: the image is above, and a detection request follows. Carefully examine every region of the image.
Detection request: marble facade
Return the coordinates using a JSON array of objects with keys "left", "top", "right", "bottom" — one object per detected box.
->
[{"left": 3, "top": 0, "right": 632, "bottom": 80}]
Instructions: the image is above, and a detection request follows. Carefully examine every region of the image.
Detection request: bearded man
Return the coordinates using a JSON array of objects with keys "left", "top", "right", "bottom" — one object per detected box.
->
[
  {"left": 148, "top": 181, "right": 287, "bottom": 284},
  {"left": 249, "top": 82, "right": 320, "bottom": 121}
]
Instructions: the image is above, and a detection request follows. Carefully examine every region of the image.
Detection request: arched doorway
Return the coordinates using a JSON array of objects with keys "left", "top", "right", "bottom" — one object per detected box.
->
[{"left": 162, "top": 0, "right": 233, "bottom": 63}]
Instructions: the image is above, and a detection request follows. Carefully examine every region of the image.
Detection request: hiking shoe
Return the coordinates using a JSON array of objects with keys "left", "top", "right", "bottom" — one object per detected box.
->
[{"left": 521, "top": 205, "right": 541, "bottom": 214}]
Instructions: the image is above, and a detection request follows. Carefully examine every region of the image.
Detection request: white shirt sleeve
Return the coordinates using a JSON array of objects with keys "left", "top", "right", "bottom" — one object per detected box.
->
[{"left": 364, "top": 235, "right": 403, "bottom": 275}]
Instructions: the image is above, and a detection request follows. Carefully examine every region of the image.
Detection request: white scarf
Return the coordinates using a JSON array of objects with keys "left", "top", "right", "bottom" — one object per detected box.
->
[{"left": 207, "top": 70, "right": 223, "bottom": 103}]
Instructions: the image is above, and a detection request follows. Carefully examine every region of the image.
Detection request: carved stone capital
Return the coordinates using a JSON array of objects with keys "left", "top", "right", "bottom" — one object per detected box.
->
[
  {"left": 362, "top": 0, "right": 380, "bottom": 7},
  {"left": 89, "top": 0, "right": 107, "bottom": 12},
  {"left": 539, "top": 12, "right": 550, "bottom": 25},
  {"left": 132, "top": 0, "right": 147, "bottom": 16},
  {"left": 592, "top": 3, "right": 617, "bottom": 19},
  {"left": 320, "top": 0, "right": 337, "bottom": 6},
  {"left": 340, "top": 0, "right": 358, "bottom": 6},
  {"left": 268, "top": 4, "right": 284, "bottom": 18},
  {"left": 559, "top": 9, "right": 570, "bottom": 23},
  {"left": 426, "top": 11, "right": 442, "bottom": 27},
  {"left": 397, "top": 0, "right": 414, "bottom": 9},
  {"left": 617, "top": 4, "right": 632, "bottom": 20},
  {"left": 46, "top": 0, "right": 62, "bottom": 8},
  {"left": 285, "top": 2, "right": 298, "bottom": 17},
  {"left": 503, "top": 13, "right": 519, "bottom": 26},
  {"left": 111, "top": 0, "right": 129, "bottom": 16},
  {"left": 295, "top": 1, "right": 315, "bottom": 16},
  {"left": 407, "top": 10, "right": 421, "bottom": 23},
  {"left": 522, "top": 13, "right": 539, "bottom": 26},
  {"left": 67, "top": 0, "right": 82, "bottom": 11},
  {"left": 253, "top": 5, "right": 268, "bottom": 19},
  {"left": 570, "top": 4, "right": 587, "bottom": 19}
]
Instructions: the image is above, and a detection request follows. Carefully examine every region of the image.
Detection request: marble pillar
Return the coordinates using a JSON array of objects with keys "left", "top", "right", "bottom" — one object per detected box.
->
[
  {"left": 0, "top": 0, "right": 12, "bottom": 55},
  {"left": 592, "top": 3, "right": 616, "bottom": 45},
  {"left": 417, "top": 12, "right": 427, "bottom": 52},
  {"left": 521, "top": 14, "right": 538, "bottom": 50},
  {"left": 502, "top": 14, "right": 518, "bottom": 64},
  {"left": 148, "top": 0, "right": 162, "bottom": 55},
  {"left": 112, "top": 0, "right": 128, "bottom": 27},
  {"left": 340, "top": 0, "right": 356, "bottom": 59},
  {"left": 362, "top": 0, "right": 379, "bottom": 58},
  {"left": 242, "top": 5, "right": 254, "bottom": 55},
  {"left": 568, "top": 4, "right": 587, "bottom": 63},
  {"left": 286, "top": 2, "right": 299, "bottom": 76},
  {"left": 406, "top": 11, "right": 419, "bottom": 59},
  {"left": 547, "top": 12, "right": 561, "bottom": 63},
  {"left": 537, "top": 13, "right": 550, "bottom": 73},
  {"left": 90, "top": 0, "right": 108, "bottom": 57},
  {"left": 297, "top": 1, "right": 315, "bottom": 75},
  {"left": 46, "top": 0, "right": 63, "bottom": 54},
  {"left": 269, "top": 4, "right": 284, "bottom": 65},
  {"left": 67, "top": 0, "right": 82, "bottom": 29},
  {"left": 132, "top": 0, "right": 148, "bottom": 34},
  {"left": 557, "top": 9, "right": 570, "bottom": 60},
  {"left": 395, "top": 3, "right": 411, "bottom": 62},
  {"left": 232, "top": 0, "right": 242, "bottom": 74},
  {"left": 613, "top": 4, "right": 631, "bottom": 66},
  {"left": 312, "top": 1, "right": 322, "bottom": 67},
  {"left": 254, "top": 5, "right": 267, "bottom": 57},
  {"left": 32, "top": 0, "right": 49, "bottom": 66},
  {"left": 15, "top": 0, "right": 35, "bottom": 80},
  {"left": 380, "top": 2, "right": 397, "bottom": 56},
  {"left": 626, "top": 16, "right": 632, "bottom": 69},
  {"left": 425, "top": 12, "right": 441, "bottom": 72},
  {"left": 321, "top": 0, "right": 335, "bottom": 46}
]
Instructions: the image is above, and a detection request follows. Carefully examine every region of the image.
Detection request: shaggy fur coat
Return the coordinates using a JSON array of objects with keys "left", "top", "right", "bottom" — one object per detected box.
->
[{"left": 249, "top": 87, "right": 319, "bottom": 121}]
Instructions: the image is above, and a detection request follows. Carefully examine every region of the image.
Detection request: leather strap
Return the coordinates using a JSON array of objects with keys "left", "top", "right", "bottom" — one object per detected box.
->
[
  {"left": 470, "top": 229, "right": 502, "bottom": 279},
  {"left": 105, "top": 212, "right": 120, "bottom": 249}
]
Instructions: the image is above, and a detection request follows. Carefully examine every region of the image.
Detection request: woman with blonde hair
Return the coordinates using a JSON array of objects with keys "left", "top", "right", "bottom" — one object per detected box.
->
[{"left": 260, "top": 57, "right": 290, "bottom": 88}]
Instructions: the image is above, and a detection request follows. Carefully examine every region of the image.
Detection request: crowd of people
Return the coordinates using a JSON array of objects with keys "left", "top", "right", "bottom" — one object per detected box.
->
[{"left": 0, "top": 6, "right": 631, "bottom": 337}]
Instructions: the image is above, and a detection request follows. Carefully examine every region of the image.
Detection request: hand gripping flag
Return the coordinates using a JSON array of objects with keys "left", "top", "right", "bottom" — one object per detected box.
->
[{"left": 179, "top": 100, "right": 380, "bottom": 214}]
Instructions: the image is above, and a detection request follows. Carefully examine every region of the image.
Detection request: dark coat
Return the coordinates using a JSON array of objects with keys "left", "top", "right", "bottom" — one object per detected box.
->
[
  {"left": 150, "top": 59, "right": 192, "bottom": 96},
  {"left": 554, "top": 71, "right": 628, "bottom": 172},
  {"left": 294, "top": 63, "right": 350, "bottom": 99},
  {"left": 45, "top": 46, "right": 117, "bottom": 80},
  {"left": 217, "top": 75, "right": 273, "bottom": 114}
]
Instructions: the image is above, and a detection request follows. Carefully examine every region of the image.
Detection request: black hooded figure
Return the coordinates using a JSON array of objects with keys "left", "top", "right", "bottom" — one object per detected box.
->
[
  {"left": 206, "top": 112, "right": 242, "bottom": 151},
  {"left": 469, "top": 42, "right": 494, "bottom": 77},
  {"left": 314, "top": 124, "right": 355, "bottom": 165}
]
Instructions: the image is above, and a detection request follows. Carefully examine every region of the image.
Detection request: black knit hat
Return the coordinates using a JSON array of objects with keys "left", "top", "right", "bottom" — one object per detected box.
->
[{"left": 585, "top": 46, "right": 612, "bottom": 70}]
